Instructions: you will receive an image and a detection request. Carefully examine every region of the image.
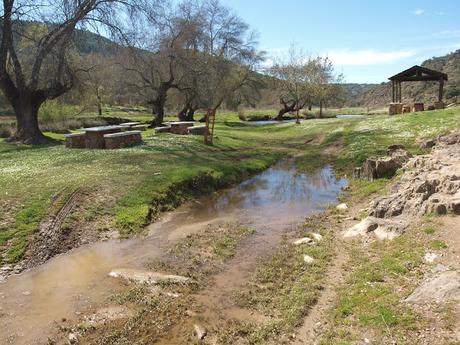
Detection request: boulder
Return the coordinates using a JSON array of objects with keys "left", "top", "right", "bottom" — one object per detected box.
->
[
  {"left": 420, "top": 138, "right": 436, "bottom": 149},
  {"left": 343, "top": 217, "right": 379, "bottom": 238},
  {"left": 354, "top": 145, "right": 411, "bottom": 181},
  {"left": 405, "top": 270, "right": 460, "bottom": 303}
]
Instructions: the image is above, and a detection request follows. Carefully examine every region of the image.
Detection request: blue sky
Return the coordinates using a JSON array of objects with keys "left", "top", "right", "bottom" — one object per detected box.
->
[{"left": 222, "top": 0, "right": 460, "bottom": 83}]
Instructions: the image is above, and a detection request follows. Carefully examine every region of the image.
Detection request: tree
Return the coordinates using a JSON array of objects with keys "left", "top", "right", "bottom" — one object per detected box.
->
[
  {"left": 120, "top": 0, "right": 203, "bottom": 127},
  {"left": 79, "top": 53, "right": 115, "bottom": 115},
  {"left": 310, "top": 56, "right": 343, "bottom": 118},
  {"left": 0, "top": 0, "right": 140, "bottom": 144},
  {"left": 195, "top": 0, "right": 263, "bottom": 113},
  {"left": 269, "top": 47, "right": 316, "bottom": 123}
]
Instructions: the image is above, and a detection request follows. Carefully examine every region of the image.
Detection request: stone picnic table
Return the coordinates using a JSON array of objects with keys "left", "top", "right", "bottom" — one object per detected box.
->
[
  {"left": 83, "top": 125, "right": 125, "bottom": 148},
  {"left": 169, "top": 121, "right": 195, "bottom": 135}
]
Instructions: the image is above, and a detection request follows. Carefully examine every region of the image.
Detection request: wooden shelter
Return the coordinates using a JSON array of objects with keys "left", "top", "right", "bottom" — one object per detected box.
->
[{"left": 389, "top": 65, "right": 448, "bottom": 103}]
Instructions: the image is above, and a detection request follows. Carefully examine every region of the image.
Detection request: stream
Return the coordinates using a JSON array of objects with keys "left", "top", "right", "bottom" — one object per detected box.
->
[{"left": 0, "top": 159, "right": 347, "bottom": 345}]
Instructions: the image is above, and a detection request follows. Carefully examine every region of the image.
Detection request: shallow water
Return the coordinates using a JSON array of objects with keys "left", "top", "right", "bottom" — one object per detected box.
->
[
  {"left": 336, "top": 114, "right": 367, "bottom": 118},
  {"left": 0, "top": 160, "right": 347, "bottom": 345}
]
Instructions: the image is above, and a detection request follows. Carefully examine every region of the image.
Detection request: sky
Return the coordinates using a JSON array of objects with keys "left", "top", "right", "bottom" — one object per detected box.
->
[{"left": 221, "top": 0, "right": 460, "bottom": 83}]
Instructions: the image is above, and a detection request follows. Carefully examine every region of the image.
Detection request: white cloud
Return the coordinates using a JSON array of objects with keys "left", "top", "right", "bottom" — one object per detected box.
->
[
  {"left": 325, "top": 49, "right": 416, "bottom": 66},
  {"left": 413, "top": 9, "right": 425, "bottom": 15}
]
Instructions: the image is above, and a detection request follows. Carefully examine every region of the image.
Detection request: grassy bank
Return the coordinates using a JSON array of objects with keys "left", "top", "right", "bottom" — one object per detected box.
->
[{"left": 1, "top": 107, "right": 460, "bottom": 266}]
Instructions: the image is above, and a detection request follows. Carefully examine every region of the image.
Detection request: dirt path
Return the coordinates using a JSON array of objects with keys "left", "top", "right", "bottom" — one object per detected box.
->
[{"left": 293, "top": 238, "right": 348, "bottom": 344}]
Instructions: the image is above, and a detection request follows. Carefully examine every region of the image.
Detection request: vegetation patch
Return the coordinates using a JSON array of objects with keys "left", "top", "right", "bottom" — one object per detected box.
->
[
  {"left": 318, "top": 223, "right": 455, "bottom": 345},
  {"left": 215, "top": 214, "right": 335, "bottom": 345}
]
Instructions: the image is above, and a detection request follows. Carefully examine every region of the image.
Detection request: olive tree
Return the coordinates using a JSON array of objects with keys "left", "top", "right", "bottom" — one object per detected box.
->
[
  {"left": 269, "top": 47, "right": 316, "bottom": 123},
  {"left": 0, "top": 0, "right": 142, "bottom": 144}
]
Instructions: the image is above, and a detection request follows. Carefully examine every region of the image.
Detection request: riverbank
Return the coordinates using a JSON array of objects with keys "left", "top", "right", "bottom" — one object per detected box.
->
[
  {"left": 1, "top": 107, "right": 460, "bottom": 344},
  {"left": 1, "top": 107, "right": 460, "bottom": 275}
]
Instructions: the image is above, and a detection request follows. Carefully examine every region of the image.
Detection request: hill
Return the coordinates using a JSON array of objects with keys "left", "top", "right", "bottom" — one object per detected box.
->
[{"left": 350, "top": 50, "right": 460, "bottom": 107}]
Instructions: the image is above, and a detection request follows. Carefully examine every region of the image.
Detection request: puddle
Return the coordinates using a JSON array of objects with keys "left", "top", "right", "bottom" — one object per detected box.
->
[
  {"left": 336, "top": 114, "right": 367, "bottom": 118},
  {"left": 0, "top": 160, "right": 346, "bottom": 345}
]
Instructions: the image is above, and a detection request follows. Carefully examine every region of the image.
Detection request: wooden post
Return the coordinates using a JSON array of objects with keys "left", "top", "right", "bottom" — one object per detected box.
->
[
  {"left": 392, "top": 81, "right": 395, "bottom": 102},
  {"left": 398, "top": 82, "right": 402, "bottom": 103},
  {"left": 439, "top": 78, "right": 444, "bottom": 102}
]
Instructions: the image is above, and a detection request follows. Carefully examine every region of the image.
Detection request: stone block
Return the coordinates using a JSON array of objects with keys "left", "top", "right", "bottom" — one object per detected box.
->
[
  {"left": 434, "top": 101, "right": 445, "bottom": 109},
  {"left": 131, "top": 124, "right": 148, "bottom": 131},
  {"left": 188, "top": 125, "right": 207, "bottom": 135},
  {"left": 389, "top": 103, "right": 403, "bottom": 115},
  {"left": 413, "top": 103, "right": 424, "bottom": 112},
  {"left": 65, "top": 133, "right": 86, "bottom": 149},
  {"left": 402, "top": 105, "right": 411, "bottom": 113},
  {"left": 104, "top": 131, "right": 142, "bottom": 149},
  {"left": 155, "top": 126, "right": 171, "bottom": 133}
]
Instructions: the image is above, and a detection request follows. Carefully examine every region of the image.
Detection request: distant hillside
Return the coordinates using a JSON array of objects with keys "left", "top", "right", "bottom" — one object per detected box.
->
[{"left": 351, "top": 50, "right": 460, "bottom": 107}]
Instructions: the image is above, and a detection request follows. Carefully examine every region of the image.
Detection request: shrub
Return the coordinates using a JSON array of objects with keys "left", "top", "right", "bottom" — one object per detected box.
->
[{"left": 238, "top": 108, "right": 247, "bottom": 121}]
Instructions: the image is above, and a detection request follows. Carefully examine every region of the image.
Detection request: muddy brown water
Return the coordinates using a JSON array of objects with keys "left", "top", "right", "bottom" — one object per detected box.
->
[{"left": 0, "top": 160, "right": 346, "bottom": 345}]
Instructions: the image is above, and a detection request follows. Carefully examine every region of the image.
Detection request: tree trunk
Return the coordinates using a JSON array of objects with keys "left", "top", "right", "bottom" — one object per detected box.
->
[
  {"left": 97, "top": 95, "right": 102, "bottom": 116},
  {"left": 185, "top": 108, "right": 195, "bottom": 121},
  {"left": 178, "top": 106, "right": 187, "bottom": 121},
  {"left": 150, "top": 97, "right": 166, "bottom": 127},
  {"left": 318, "top": 101, "right": 323, "bottom": 119},
  {"left": 277, "top": 104, "right": 295, "bottom": 121},
  {"left": 296, "top": 108, "right": 300, "bottom": 124},
  {"left": 10, "top": 94, "right": 52, "bottom": 144}
]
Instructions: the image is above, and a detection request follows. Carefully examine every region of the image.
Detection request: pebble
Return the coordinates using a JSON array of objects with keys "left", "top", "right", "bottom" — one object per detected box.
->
[
  {"left": 303, "top": 255, "right": 314, "bottom": 264},
  {"left": 294, "top": 237, "right": 312, "bottom": 245},
  {"left": 311, "top": 233, "right": 323, "bottom": 241},
  {"left": 68, "top": 332, "right": 78, "bottom": 344},
  {"left": 336, "top": 203, "right": 348, "bottom": 211},
  {"left": 424, "top": 252, "right": 438, "bottom": 263},
  {"left": 194, "top": 324, "right": 207, "bottom": 340}
]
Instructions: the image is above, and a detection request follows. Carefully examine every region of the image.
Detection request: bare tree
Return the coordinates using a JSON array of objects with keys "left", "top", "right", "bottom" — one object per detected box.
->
[
  {"left": 195, "top": 0, "right": 264, "bottom": 112},
  {"left": 120, "top": 0, "right": 202, "bottom": 126},
  {"left": 310, "top": 56, "right": 343, "bottom": 118},
  {"left": 0, "top": 0, "right": 140, "bottom": 144},
  {"left": 269, "top": 47, "right": 316, "bottom": 123}
]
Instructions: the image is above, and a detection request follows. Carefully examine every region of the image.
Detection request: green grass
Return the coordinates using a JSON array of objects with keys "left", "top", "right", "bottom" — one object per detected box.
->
[
  {"left": 1, "top": 107, "right": 460, "bottom": 264},
  {"left": 430, "top": 239, "right": 448, "bottom": 249},
  {"left": 423, "top": 227, "right": 436, "bottom": 235},
  {"left": 321, "top": 232, "right": 427, "bottom": 344}
]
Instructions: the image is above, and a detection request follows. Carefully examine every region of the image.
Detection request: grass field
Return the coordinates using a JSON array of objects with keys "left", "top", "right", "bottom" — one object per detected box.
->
[{"left": 1, "top": 107, "right": 460, "bottom": 264}]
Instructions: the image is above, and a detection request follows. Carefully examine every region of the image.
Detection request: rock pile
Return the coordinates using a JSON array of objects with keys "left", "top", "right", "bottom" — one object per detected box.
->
[
  {"left": 347, "top": 130, "right": 460, "bottom": 239},
  {"left": 353, "top": 145, "right": 412, "bottom": 180}
]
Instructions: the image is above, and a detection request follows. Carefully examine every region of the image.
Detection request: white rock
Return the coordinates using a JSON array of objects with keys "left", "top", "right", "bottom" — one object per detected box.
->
[
  {"left": 424, "top": 252, "right": 439, "bottom": 263},
  {"left": 364, "top": 338, "right": 370, "bottom": 344},
  {"left": 336, "top": 203, "right": 348, "bottom": 211},
  {"left": 303, "top": 255, "right": 314, "bottom": 264},
  {"left": 194, "top": 324, "right": 207, "bottom": 340},
  {"left": 311, "top": 233, "right": 323, "bottom": 241},
  {"left": 294, "top": 237, "right": 312, "bottom": 245},
  {"left": 68, "top": 333, "right": 78, "bottom": 344},
  {"left": 343, "top": 217, "right": 378, "bottom": 238},
  {"left": 405, "top": 271, "right": 460, "bottom": 303},
  {"left": 109, "top": 268, "right": 191, "bottom": 285}
]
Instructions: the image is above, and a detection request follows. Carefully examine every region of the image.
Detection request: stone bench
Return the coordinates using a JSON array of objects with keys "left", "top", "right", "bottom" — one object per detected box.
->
[
  {"left": 155, "top": 126, "right": 171, "bottom": 133},
  {"left": 104, "top": 131, "right": 142, "bottom": 149},
  {"left": 131, "top": 124, "right": 148, "bottom": 131},
  {"left": 188, "top": 125, "right": 207, "bottom": 135},
  {"left": 64, "top": 132, "right": 86, "bottom": 148}
]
